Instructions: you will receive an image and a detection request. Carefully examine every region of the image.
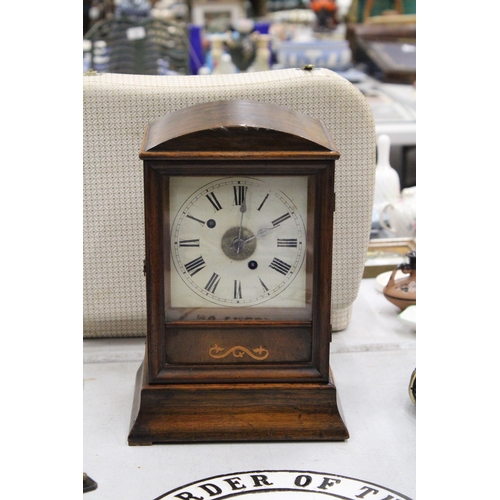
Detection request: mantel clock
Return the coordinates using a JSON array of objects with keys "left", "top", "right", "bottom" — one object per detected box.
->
[{"left": 128, "top": 100, "right": 349, "bottom": 444}]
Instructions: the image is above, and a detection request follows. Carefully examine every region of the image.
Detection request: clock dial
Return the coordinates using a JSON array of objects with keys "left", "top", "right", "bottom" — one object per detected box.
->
[{"left": 169, "top": 176, "right": 309, "bottom": 311}]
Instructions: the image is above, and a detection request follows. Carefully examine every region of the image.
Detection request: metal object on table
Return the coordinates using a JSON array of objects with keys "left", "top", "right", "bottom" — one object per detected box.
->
[
  {"left": 409, "top": 368, "right": 416, "bottom": 404},
  {"left": 84, "top": 473, "right": 98, "bottom": 493}
]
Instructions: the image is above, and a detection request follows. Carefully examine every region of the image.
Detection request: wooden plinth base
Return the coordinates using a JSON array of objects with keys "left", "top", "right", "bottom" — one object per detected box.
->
[{"left": 128, "top": 361, "right": 349, "bottom": 445}]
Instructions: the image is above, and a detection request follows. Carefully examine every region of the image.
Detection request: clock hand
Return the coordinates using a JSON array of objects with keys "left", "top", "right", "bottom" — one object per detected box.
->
[
  {"left": 238, "top": 198, "right": 247, "bottom": 244},
  {"left": 240, "top": 193, "right": 247, "bottom": 214},
  {"left": 235, "top": 193, "right": 247, "bottom": 253},
  {"left": 243, "top": 226, "right": 277, "bottom": 243}
]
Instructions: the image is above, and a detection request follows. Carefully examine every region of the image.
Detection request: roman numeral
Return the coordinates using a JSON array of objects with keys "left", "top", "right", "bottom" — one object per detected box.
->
[
  {"left": 271, "top": 212, "right": 291, "bottom": 227},
  {"left": 204, "top": 273, "right": 221, "bottom": 294},
  {"left": 257, "top": 193, "right": 269, "bottom": 211},
  {"left": 269, "top": 257, "right": 291, "bottom": 276},
  {"left": 234, "top": 280, "right": 242, "bottom": 299},
  {"left": 258, "top": 277, "right": 268, "bottom": 292},
  {"left": 179, "top": 239, "right": 200, "bottom": 247},
  {"left": 186, "top": 214, "right": 206, "bottom": 226},
  {"left": 233, "top": 185, "right": 247, "bottom": 206},
  {"left": 277, "top": 238, "right": 298, "bottom": 247},
  {"left": 185, "top": 256, "right": 206, "bottom": 276},
  {"left": 206, "top": 192, "right": 222, "bottom": 211}
]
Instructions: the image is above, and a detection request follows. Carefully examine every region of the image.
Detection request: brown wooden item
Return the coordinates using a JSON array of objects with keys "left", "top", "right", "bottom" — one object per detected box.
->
[
  {"left": 362, "top": 0, "right": 404, "bottom": 22},
  {"left": 347, "top": 21, "right": 416, "bottom": 84},
  {"left": 128, "top": 100, "right": 349, "bottom": 444},
  {"left": 383, "top": 250, "right": 416, "bottom": 310}
]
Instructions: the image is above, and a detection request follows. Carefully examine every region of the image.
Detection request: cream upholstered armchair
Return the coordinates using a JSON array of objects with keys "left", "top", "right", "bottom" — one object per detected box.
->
[{"left": 83, "top": 68, "right": 375, "bottom": 338}]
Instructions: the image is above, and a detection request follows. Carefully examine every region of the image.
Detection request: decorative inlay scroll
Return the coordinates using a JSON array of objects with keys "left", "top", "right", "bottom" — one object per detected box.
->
[{"left": 209, "top": 344, "right": 269, "bottom": 360}]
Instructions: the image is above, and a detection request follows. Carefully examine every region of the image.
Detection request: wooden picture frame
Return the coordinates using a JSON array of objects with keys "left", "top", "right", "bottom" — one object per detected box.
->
[{"left": 363, "top": 237, "right": 416, "bottom": 278}]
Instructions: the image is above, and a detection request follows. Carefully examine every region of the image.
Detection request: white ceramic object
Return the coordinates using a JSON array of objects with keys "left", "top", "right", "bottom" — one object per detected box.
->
[
  {"left": 213, "top": 53, "right": 236, "bottom": 74},
  {"left": 375, "top": 270, "right": 406, "bottom": 292},
  {"left": 399, "top": 304, "right": 416, "bottom": 328},
  {"left": 209, "top": 35, "right": 225, "bottom": 74},
  {"left": 379, "top": 187, "right": 416, "bottom": 238},
  {"left": 252, "top": 34, "right": 271, "bottom": 72},
  {"left": 373, "top": 134, "right": 400, "bottom": 209}
]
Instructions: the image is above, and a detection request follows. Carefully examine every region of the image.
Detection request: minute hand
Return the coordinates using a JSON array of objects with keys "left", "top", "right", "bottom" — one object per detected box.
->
[
  {"left": 236, "top": 196, "right": 247, "bottom": 253},
  {"left": 243, "top": 226, "right": 277, "bottom": 243}
]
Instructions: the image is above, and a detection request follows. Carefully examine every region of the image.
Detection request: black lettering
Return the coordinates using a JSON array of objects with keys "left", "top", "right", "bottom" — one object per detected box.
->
[
  {"left": 250, "top": 474, "right": 273, "bottom": 487},
  {"left": 205, "top": 273, "right": 221, "bottom": 294},
  {"left": 198, "top": 483, "right": 222, "bottom": 496},
  {"left": 277, "top": 238, "right": 298, "bottom": 248},
  {"left": 356, "top": 486, "right": 380, "bottom": 498},
  {"left": 179, "top": 239, "right": 200, "bottom": 247},
  {"left": 318, "top": 477, "right": 341, "bottom": 490},
  {"left": 294, "top": 475, "right": 313, "bottom": 488},
  {"left": 186, "top": 214, "right": 206, "bottom": 226},
  {"left": 174, "top": 492, "right": 203, "bottom": 500},
  {"left": 257, "top": 193, "right": 269, "bottom": 211},
  {"left": 233, "top": 185, "right": 247, "bottom": 206},
  {"left": 223, "top": 477, "right": 246, "bottom": 491},
  {"left": 272, "top": 212, "right": 291, "bottom": 227},
  {"left": 269, "top": 257, "right": 291, "bottom": 275},
  {"left": 206, "top": 192, "right": 222, "bottom": 211},
  {"left": 185, "top": 256, "right": 206, "bottom": 276},
  {"left": 234, "top": 280, "right": 242, "bottom": 299}
]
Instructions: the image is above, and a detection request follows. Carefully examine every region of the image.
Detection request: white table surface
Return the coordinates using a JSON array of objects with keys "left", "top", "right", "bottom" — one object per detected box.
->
[{"left": 83, "top": 278, "right": 416, "bottom": 499}]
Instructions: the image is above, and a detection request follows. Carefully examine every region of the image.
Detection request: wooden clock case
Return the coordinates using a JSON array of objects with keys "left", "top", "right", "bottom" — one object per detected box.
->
[{"left": 128, "top": 100, "right": 349, "bottom": 445}]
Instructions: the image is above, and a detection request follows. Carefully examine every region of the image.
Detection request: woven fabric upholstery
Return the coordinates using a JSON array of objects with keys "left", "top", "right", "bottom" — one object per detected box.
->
[{"left": 83, "top": 68, "right": 375, "bottom": 337}]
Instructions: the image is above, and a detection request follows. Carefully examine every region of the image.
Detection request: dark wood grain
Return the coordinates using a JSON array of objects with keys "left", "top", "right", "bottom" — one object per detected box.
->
[
  {"left": 141, "top": 100, "right": 339, "bottom": 154},
  {"left": 129, "top": 363, "right": 349, "bottom": 445}
]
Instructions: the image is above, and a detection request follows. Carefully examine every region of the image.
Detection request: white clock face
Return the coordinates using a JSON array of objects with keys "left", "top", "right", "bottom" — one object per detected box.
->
[{"left": 168, "top": 176, "right": 309, "bottom": 315}]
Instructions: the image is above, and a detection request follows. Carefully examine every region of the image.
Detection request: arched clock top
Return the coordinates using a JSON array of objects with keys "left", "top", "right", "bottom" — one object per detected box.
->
[{"left": 140, "top": 100, "right": 339, "bottom": 157}]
